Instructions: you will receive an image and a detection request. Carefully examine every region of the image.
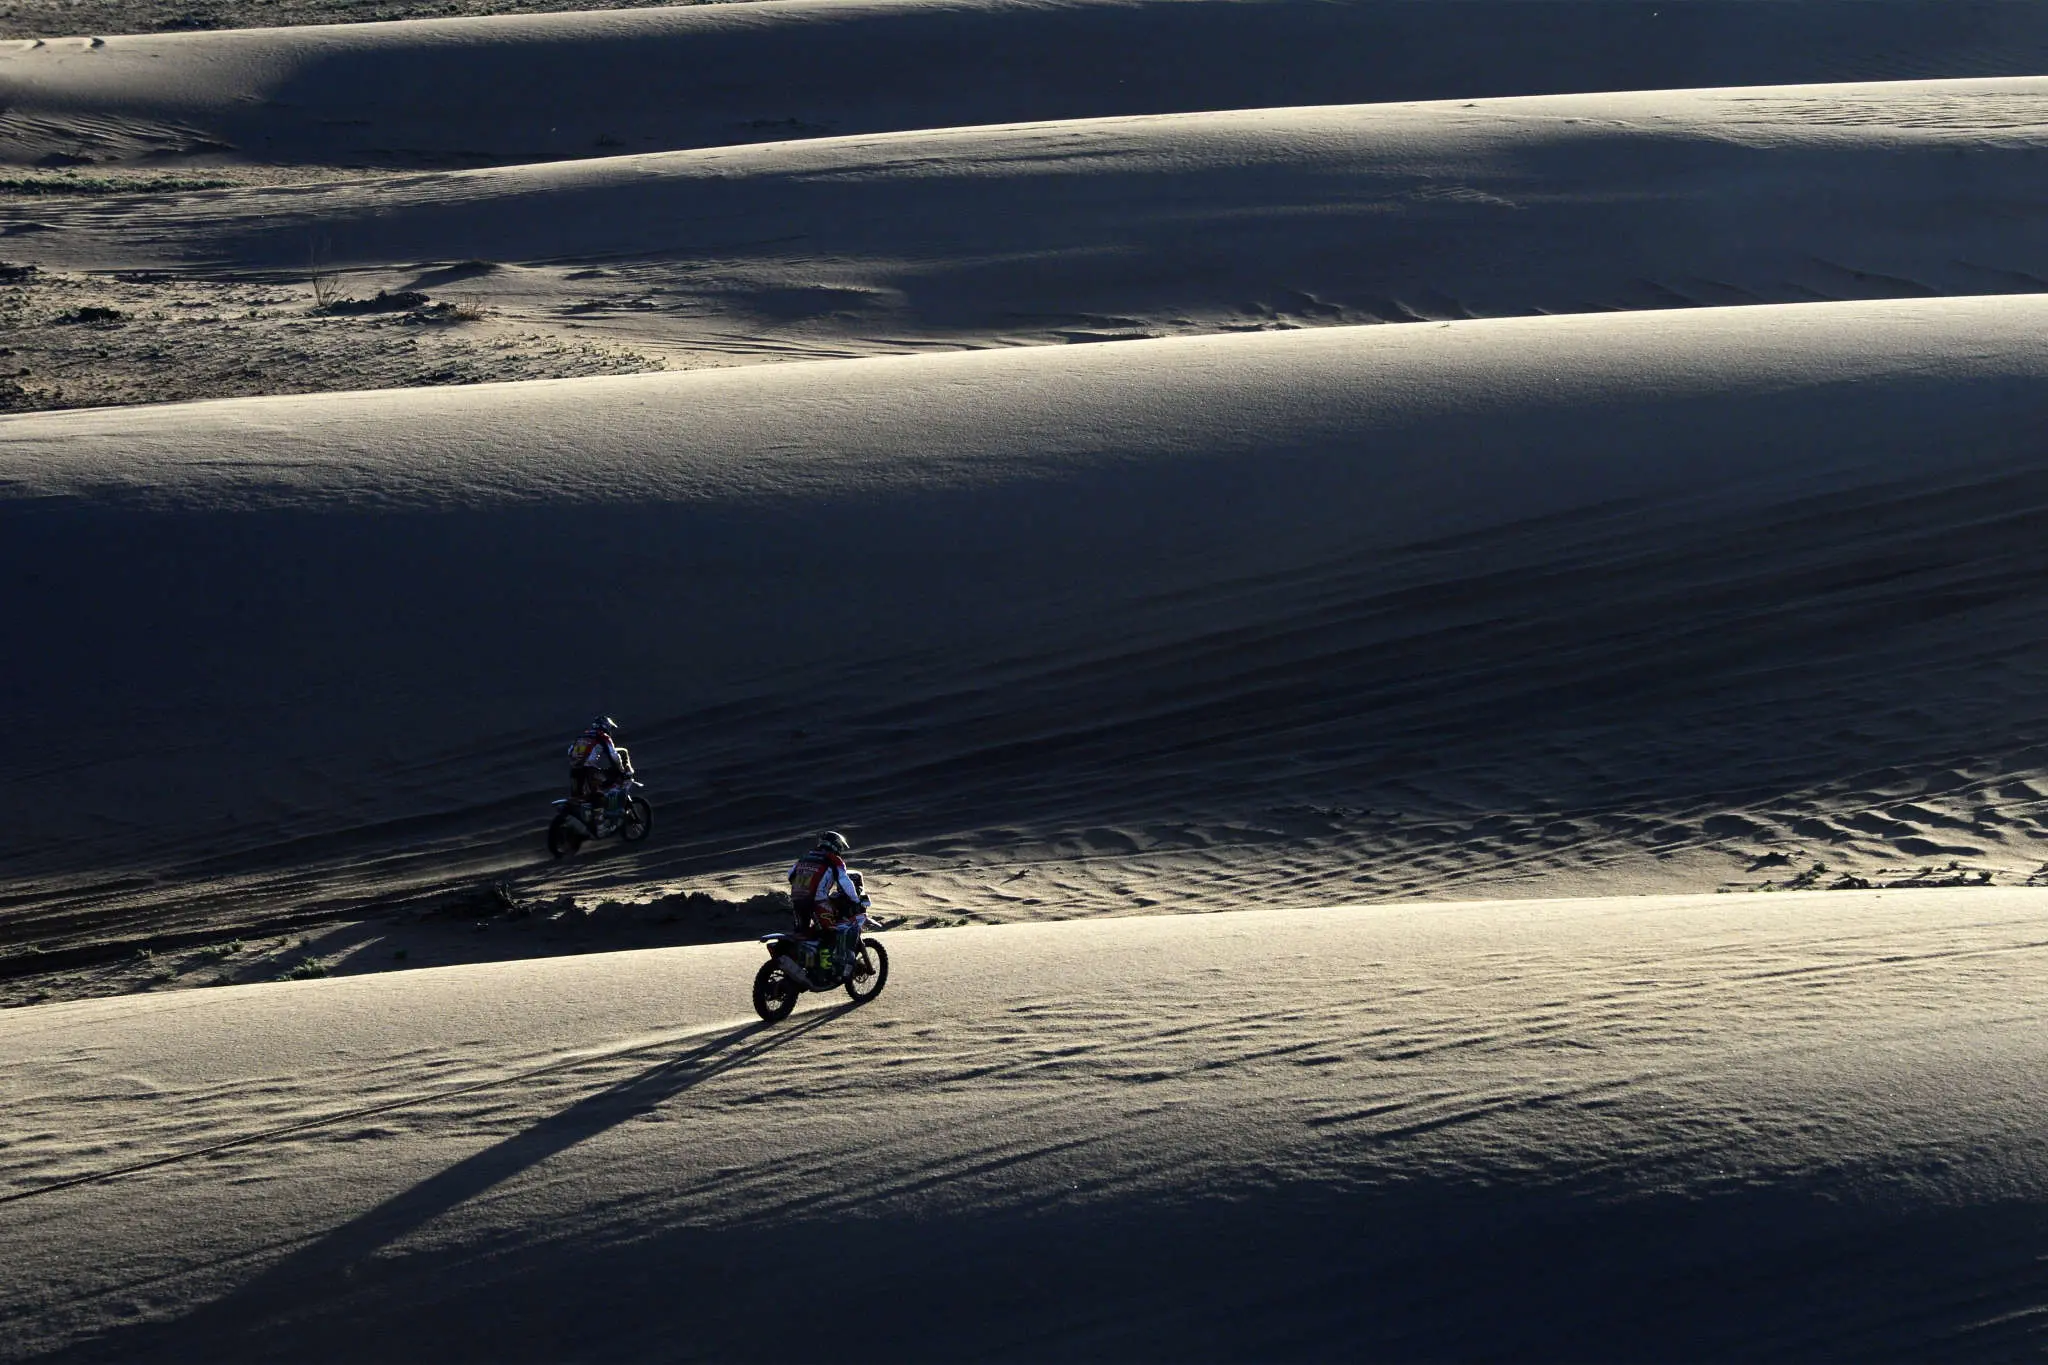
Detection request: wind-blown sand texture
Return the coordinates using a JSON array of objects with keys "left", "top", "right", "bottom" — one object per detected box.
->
[
  {"left": 6, "top": 0, "right": 2048, "bottom": 1357},
  {"left": 16, "top": 81, "right": 2048, "bottom": 366},
  {"left": 10, "top": 293, "right": 2048, "bottom": 964},
  {"left": 6, "top": 2, "right": 2048, "bottom": 407},
  {"left": 9, "top": 892, "right": 2048, "bottom": 1359}
]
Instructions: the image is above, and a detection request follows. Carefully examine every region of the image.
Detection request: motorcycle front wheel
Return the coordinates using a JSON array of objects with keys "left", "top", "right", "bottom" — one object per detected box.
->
[
  {"left": 844, "top": 939, "right": 889, "bottom": 1005},
  {"left": 619, "top": 795, "right": 652, "bottom": 843},
  {"left": 547, "top": 810, "right": 583, "bottom": 859},
  {"left": 753, "top": 959, "right": 800, "bottom": 1022}
]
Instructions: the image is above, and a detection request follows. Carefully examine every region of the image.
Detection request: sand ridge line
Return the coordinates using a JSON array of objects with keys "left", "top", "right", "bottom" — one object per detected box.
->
[
  {"left": 6, "top": 78, "right": 2048, "bottom": 413},
  {"left": 0, "top": 1010, "right": 801, "bottom": 1205},
  {"left": 7, "top": 0, "right": 2048, "bottom": 159},
  {"left": 7, "top": 295, "right": 2048, "bottom": 996}
]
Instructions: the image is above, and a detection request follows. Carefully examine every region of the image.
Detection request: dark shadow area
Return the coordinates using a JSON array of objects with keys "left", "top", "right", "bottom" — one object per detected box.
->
[
  {"left": 244, "top": 886, "right": 801, "bottom": 989},
  {"left": 52, "top": 1161, "right": 2048, "bottom": 1362},
  {"left": 51, "top": 1007, "right": 851, "bottom": 1363},
  {"left": 15, "top": 2, "right": 2048, "bottom": 159},
  {"left": 10, "top": 403, "right": 2048, "bottom": 1000},
  {"left": 402, "top": 261, "right": 498, "bottom": 291}
]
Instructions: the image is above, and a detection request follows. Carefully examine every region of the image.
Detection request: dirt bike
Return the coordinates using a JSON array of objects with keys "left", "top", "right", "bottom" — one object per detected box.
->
[
  {"left": 547, "top": 778, "right": 651, "bottom": 857},
  {"left": 753, "top": 911, "right": 888, "bottom": 1021}
]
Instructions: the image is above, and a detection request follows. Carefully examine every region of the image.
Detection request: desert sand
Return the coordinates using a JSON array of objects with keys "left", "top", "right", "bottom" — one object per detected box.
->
[
  {"left": 10, "top": 891, "right": 2048, "bottom": 1359},
  {"left": 5, "top": 2, "right": 2048, "bottom": 408},
  {"left": 5, "top": 0, "right": 2048, "bottom": 1358},
  {"left": 17, "top": 81, "right": 2048, "bottom": 366},
  {"left": 9, "top": 0, "right": 2048, "bottom": 126},
  {"left": 9, "top": 293, "right": 2048, "bottom": 952}
]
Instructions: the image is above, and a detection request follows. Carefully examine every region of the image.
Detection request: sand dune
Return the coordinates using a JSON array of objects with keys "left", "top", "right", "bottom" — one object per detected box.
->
[
  {"left": 7, "top": 892, "right": 2048, "bottom": 1359},
  {"left": 10, "top": 78, "right": 2048, "bottom": 385},
  {"left": 9, "top": 0, "right": 2048, "bottom": 165},
  {"left": 10, "top": 0, "right": 2048, "bottom": 1351},
  {"left": 6, "top": 295, "right": 2048, "bottom": 973}
]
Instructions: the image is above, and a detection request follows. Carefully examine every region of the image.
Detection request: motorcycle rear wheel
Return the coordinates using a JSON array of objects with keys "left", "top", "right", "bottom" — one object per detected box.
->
[
  {"left": 753, "top": 959, "right": 800, "bottom": 1022},
  {"left": 547, "top": 810, "right": 584, "bottom": 859},
  {"left": 844, "top": 939, "right": 889, "bottom": 1005},
  {"left": 619, "top": 795, "right": 652, "bottom": 843}
]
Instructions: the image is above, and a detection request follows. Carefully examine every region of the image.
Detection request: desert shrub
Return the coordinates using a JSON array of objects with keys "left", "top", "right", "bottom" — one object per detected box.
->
[
  {"left": 0, "top": 175, "right": 231, "bottom": 197},
  {"left": 317, "top": 290, "right": 430, "bottom": 316}
]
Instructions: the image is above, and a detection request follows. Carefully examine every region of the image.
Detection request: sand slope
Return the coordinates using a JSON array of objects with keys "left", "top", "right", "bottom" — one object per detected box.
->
[
  {"left": 7, "top": 0, "right": 2048, "bottom": 1353},
  {"left": 6, "top": 295, "right": 2048, "bottom": 966},
  {"left": 9, "top": 0, "right": 2048, "bottom": 166},
  {"left": 10, "top": 79, "right": 2048, "bottom": 374},
  {"left": 6, "top": 891, "right": 2048, "bottom": 1360}
]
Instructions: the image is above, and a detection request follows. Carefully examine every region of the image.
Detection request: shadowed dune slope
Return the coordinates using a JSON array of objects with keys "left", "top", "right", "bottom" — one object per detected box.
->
[
  {"left": 6, "top": 296, "right": 2048, "bottom": 949},
  {"left": 7, "top": 0, "right": 2048, "bottom": 167},
  {"left": 12, "top": 80, "right": 2048, "bottom": 359},
  {"left": 6, "top": 892, "right": 2048, "bottom": 1360}
]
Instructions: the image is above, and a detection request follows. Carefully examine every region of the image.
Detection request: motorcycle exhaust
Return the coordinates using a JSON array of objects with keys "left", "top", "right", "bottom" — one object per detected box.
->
[{"left": 774, "top": 955, "right": 813, "bottom": 989}]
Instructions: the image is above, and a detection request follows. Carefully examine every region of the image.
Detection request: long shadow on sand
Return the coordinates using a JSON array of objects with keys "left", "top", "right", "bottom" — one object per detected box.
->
[
  {"left": 56, "top": 1006, "right": 851, "bottom": 1363},
  {"left": 56, "top": 1153, "right": 2048, "bottom": 1362}
]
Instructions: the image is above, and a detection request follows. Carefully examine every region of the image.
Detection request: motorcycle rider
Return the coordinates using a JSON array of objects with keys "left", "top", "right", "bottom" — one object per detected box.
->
[
  {"left": 567, "top": 716, "right": 632, "bottom": 831},
  {"left": 788, "top": 830, "right": 868, "bottom": 980}
]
